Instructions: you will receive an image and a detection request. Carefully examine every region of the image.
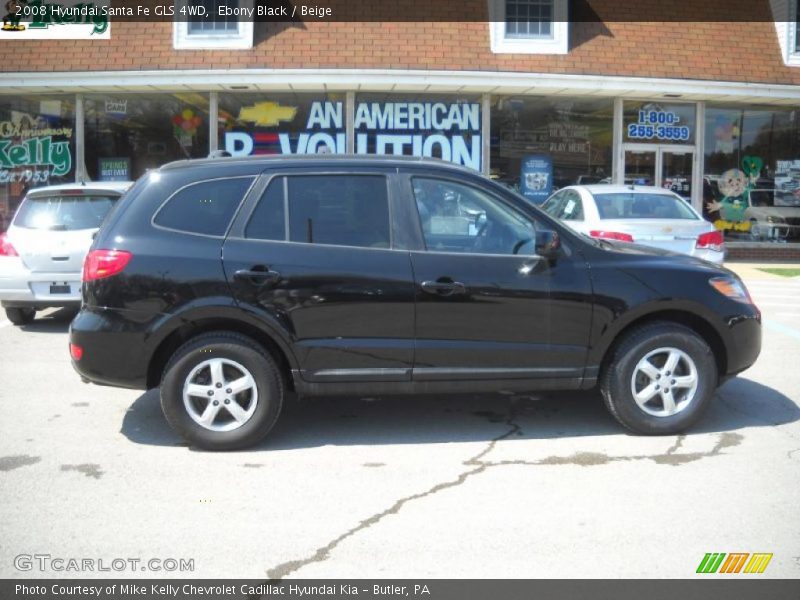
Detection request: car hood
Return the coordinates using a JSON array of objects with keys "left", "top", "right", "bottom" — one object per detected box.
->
[{"left": 591, "top": 238, "right": 732, "bottom": 274}]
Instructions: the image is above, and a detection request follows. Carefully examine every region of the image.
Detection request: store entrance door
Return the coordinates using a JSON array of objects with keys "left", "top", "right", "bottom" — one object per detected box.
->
[{"left": 622, "top": 144, "right": 695, "bottom": 204}]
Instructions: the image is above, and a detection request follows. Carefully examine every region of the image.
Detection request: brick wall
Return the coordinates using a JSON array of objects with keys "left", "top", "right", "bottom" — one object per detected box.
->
[
  {"left": 726, "top": 244, "right": 800, "bottom": 261},
  {"left": 0, "top": 0, "right": 798, "bottom": 86}
]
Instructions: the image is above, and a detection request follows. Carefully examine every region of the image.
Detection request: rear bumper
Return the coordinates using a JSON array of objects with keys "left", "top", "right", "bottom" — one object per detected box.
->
[
  {"left": 69, "top": 307, "right": 151, "bottom": 389},
  {"left": 0, "top": 263, "right": 82, "bottom": 306}
]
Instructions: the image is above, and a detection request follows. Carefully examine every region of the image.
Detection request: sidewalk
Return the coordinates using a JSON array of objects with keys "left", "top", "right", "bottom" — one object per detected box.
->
[{"left": 724, "top": 262, "right": 800, "bottom": 281}]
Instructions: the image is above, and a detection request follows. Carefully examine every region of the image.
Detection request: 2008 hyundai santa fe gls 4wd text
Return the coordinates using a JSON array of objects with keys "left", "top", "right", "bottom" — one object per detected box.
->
[{"left": 69, "top": 156, "right": 761, "bottom": 450}]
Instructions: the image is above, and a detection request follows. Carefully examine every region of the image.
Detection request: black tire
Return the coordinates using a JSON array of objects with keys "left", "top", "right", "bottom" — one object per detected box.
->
[
  {"left": 160, "top": 332, "right": 284, "bottom": 450},
  {"left": 600, "top": 322, "right": 718, "bottom": 435},
  {"left": 5, "top": 307, "right": 35, "bottom": 326}
]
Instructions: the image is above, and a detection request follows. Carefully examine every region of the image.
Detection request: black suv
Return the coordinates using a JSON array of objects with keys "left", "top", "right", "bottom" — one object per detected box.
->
[{"left": 70, "top": 156, "right": 761, "bottom": 450}]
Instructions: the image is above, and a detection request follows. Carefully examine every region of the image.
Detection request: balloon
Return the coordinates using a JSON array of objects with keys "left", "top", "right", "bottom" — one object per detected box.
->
[
  {"left": 172, "top": 115, "right": 182, "bottom": 125},
  {"left": 182, "top": 109, "right": 193, "bottom": 120},
  {"left": 181, "top": 121, "right": 193, "bottom": 131},
  {"left": 192, "top": 116, "right": 202, "bottom": 127}
]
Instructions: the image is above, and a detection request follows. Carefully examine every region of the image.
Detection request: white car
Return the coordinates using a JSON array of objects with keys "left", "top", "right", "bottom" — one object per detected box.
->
[
  {"left": 0, "top": 181, "right": 133, "bottom": 325},
  {"left": 541, "top": 185, "right": 724, "bottom": 264}
]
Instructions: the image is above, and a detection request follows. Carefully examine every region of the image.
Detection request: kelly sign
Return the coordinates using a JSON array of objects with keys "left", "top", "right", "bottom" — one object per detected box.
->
[{"left": 0, "top": 119, "right": 73, "bottom": 184}]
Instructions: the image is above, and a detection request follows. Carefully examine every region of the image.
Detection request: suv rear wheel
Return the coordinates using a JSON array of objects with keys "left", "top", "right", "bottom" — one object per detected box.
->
[
  {"left": 600, "top": 322, "right": 718, "bottom": 434},
  {"left": 5, "top": 307, "right": 35, "bottom": 326},
  {"left": 160, "top": 332, "right": 284, "bottom": 450}
]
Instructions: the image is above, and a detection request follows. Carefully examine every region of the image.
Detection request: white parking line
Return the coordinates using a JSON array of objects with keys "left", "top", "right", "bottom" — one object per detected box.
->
[{"left": 0, "top": 320, "right": 10, "bottom": 329}]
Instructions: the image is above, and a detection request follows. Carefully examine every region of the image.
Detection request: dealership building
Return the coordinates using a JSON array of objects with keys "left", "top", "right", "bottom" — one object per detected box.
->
[{"left": 1, "top": 0, "right": 800, "bottom": 253}]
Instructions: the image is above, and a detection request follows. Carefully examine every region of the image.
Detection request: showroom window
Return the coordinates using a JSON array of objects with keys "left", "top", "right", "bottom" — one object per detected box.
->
[
  {"left": 488, "top": 0, "right": 568, "bottom": 54},
  {"left": 0, "top": 94, "right": 76, "bottom": 221},
  {"left": 84, "top": 93, "right": 210, "bottom": 183},
  {"left": 702, "top": 104, "right": 800, "bottom": 240},
  {"left": 623, "top": 101, "right": 697, "bottom": 145},
  {"left": 218, "top": 92, "right": 345, "bottom": 157},
  {"left": 173, "top": 0, "right": 254, "bottom": 49},
  {"left": 354, "top": 93, "right": 482, "bottom": 171},
  {"left": 490, "top": 96, "right": 614, "bottom": 203}
]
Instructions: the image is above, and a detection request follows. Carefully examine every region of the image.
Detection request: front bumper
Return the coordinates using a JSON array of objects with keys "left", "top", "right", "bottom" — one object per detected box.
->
[{"left": 721, "top": 309, "right": 762, "bottom": 378}]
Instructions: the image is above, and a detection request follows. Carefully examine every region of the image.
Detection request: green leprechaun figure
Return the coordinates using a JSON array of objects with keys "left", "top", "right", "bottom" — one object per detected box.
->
[{"left": 2, "top": 0, "right": 27, "bottom": 31}]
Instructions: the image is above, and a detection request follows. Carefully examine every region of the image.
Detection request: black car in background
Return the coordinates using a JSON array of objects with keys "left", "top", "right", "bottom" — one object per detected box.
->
[{"left": 70, "top": 156, "right": 761, "bottom": 450}]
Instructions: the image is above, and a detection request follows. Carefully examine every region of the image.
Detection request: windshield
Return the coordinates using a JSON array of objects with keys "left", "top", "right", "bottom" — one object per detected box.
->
[
  {"left": 594, "top": 192, "right": 697, "bottom": 220},
  {"left": 14, "top": 195, "right": 119, "bottom": 231}
]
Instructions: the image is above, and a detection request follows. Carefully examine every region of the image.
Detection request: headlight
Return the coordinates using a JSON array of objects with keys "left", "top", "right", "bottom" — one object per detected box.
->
[{"left": 709, "top": 276, "right": 753, "bottom": 304}]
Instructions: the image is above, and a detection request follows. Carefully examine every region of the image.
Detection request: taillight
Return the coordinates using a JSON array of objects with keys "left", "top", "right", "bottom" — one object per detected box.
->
[
  {"left": 589, "top": 230, "right": 635, "bottom": 243},
  {"left": 69, "top": 343, "right": 83, "bottom": 361},
  {"left": 83, "top": 250, "right": 132, "bottom": 281},
  {"left": 696, "top": 230, "right": 724, "bottom": 252},
  {"left": 0, "top": 233, "right": 18, "bottom": 257}
]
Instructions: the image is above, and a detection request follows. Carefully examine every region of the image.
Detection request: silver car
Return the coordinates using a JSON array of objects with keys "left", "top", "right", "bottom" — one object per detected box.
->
[
  {"left": 0, "top": 181, "right": 133, "bottom": 325},
  {"left": 541, "top": 185, "right": 724, "bottom": 264}
]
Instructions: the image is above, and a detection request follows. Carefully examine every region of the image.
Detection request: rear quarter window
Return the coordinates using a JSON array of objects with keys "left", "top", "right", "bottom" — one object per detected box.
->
[{"left": 154, "top": 177, "right": 255, "bottom": 237}]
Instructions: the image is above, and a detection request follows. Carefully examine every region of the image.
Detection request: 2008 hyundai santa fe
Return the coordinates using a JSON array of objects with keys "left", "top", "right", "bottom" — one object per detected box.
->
[{"left": 69, "top": 156, "right": 761, "bottom": 450}]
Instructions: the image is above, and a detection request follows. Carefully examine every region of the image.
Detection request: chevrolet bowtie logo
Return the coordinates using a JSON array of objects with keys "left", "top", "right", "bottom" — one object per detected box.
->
[{"left": 238, "top": 102, "right": 298, "bottom": 127}]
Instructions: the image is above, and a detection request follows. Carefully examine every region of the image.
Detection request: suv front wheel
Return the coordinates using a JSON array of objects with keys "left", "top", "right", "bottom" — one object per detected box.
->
[
  {"left": 600, "top": 322, "right": 718, "bottom": 434},
  {"left": 160, "top": 332, "right": 284, "bottom": 450}
]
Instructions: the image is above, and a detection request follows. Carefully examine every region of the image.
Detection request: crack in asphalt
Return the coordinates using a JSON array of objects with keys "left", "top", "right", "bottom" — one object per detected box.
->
[
  {"left": 665, "top": 435, "right": 685, "bottom": 455},
  {"left": 261, "top": 400, "right": 742, "bottom": 583}
]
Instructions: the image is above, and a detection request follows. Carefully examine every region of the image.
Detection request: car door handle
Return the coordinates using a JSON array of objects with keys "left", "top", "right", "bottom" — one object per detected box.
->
[
  {"left": 421, "top": 279, "right": 466, "bottom": 297},
  {"left": 234, "top": 267, "right": 281, "bottom": 286}
]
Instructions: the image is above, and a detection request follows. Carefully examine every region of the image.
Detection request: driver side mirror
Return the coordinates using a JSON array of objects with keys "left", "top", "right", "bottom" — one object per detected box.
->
[{"left": 535, "top": 229, "right": 561, "bottom": 259}]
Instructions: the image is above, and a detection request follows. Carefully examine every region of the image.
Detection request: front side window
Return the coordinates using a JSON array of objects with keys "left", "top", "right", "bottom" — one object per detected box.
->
[
  {"left": 593, "top": 193, "right": 698, "bottom": 221},
  {"left": 154, "top": 177, "right": 254, "bottom": 236},
  {"left": 413, "top": 177, "right": 537, "bottom": 255},
  {"left": 286, "top": 175, "right": 391, "bottom": 249}
]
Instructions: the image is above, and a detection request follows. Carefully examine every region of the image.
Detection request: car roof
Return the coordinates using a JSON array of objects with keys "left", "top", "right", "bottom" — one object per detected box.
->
[
  {"left": 159, "top": 153, "right": 478, "bottom": 175},
  {"left": 574, "top": 184, "right": 680, "bottom": 195},
  {"left": 24, "top": 181, "right": 134, "bottom": 197}
]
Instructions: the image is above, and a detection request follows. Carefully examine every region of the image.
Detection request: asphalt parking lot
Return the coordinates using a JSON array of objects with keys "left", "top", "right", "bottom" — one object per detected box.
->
[{"left": 1, "top": 266, "right": 799, "bottom": 579}]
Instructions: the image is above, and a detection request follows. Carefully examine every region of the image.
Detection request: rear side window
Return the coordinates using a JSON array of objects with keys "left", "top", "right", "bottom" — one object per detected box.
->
[
  {"left": 154, "top": 177, "right": 254, "bottom": 236},
  {"left": 287, "top": 175, "right": 390, "bottom": 248},
  {"left": 245, "top": 178, "right": 286, "bottom": 241},
  {"left": 14, "top": 195, "right": 119, "bottom": 231}
]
